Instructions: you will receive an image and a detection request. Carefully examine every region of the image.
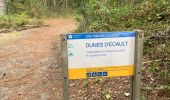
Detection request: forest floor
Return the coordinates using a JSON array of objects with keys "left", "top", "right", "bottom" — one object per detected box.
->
[{"left": 0, "top": 18, "right": 134, "bottom": 100}]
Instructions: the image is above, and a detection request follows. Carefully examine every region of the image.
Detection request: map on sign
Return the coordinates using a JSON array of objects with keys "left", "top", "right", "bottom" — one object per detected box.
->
[{"left": 67, "top": 32, "right": 136, "bottom": 79}]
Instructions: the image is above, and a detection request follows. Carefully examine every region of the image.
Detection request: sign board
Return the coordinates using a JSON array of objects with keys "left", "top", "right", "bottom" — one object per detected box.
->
[
  {"left": 61, "top": 30, "right": 144, "bottom": 100},
  {"left": 67, "top": 32, "right": 136, "bottom": 79}
]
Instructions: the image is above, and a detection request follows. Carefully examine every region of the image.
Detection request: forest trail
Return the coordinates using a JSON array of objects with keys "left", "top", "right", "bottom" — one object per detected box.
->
[{"left": 0, "top": 18, "right": 76, "bottom": 100}]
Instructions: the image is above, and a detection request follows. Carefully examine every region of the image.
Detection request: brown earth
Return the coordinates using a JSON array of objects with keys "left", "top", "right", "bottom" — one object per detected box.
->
[
  {"left": 0, "top": 18, "right": 131, "bottom": 100},
  {"left": 0, "top": 18, "right": 76, "bottom": 100}
]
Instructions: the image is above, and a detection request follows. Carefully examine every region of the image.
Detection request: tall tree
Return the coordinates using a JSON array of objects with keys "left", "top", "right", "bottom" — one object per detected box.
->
[{"left": 0, "top": 0, "right": 6, "bottom": 15}]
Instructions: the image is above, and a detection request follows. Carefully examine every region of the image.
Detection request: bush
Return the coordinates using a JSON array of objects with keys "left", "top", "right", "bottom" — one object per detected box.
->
[{"left": 0, "top": 13, "right": 28, "bottom": 29}]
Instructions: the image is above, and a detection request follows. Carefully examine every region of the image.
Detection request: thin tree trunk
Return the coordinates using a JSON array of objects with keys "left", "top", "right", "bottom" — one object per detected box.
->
[{"left": 0, "top": 0, "right": 6, "bottom": 15}]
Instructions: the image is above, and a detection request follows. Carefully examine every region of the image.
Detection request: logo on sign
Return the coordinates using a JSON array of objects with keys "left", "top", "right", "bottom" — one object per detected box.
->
[
  {"left": 86, "top": 73, "right": 91, "bottom": 77},
  {"left": 68, "top": 51, "right": 74, "bottom": 57},
  {"left": 86, "top": 72, "right": 108, "bottom": 77},
  {"left": 68, "top": 35, "right": 72, "bottom": 39}
]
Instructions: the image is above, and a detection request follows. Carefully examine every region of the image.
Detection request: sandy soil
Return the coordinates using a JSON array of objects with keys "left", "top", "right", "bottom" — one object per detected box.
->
[{"left": 0, "top": 18, "right": 76, "bottom": 100}]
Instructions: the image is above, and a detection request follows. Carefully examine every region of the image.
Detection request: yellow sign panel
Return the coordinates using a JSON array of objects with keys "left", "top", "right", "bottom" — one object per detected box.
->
[{"left": 69, "top": 65, "right": 134, "bottom": 79}]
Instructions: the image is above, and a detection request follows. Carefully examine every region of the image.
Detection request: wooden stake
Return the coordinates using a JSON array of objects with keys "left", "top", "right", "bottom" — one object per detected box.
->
[
  {"left": 61, "top": 34, "right": 69, "bottom": 100},
  {"left": 130, "top": 30, "right": 144, "bottom": 100}
]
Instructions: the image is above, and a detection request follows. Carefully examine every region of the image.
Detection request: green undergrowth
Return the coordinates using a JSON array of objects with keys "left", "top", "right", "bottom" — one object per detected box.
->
[
  {"left": 0, "top": 13, "right": 44, "bottom": 30},
  {"left": 0, "top": 13, "right": 28, "bottom": 29},
  {"left": 75, "top": 0, "right": 170, "bottom": 36}
]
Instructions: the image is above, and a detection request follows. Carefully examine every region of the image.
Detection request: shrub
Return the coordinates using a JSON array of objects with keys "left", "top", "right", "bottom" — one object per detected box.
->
[{"left": 0, "top": 13, "right": 28, "bottom": 29}]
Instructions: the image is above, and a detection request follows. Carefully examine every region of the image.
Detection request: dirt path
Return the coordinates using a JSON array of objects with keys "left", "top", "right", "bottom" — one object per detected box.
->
[{"left": 0, "top": 18, "right": 76, "bottom": 100}]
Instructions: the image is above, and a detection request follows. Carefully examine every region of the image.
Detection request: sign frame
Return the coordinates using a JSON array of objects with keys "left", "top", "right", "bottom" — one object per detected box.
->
[{"left": 60, "top": 30, "right": 144, "bottom": 100}]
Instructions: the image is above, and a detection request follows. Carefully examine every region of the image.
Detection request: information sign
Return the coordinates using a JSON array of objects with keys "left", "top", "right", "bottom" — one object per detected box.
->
[{"left": 67, "top": 32, "right": 136, "bottom": 79}]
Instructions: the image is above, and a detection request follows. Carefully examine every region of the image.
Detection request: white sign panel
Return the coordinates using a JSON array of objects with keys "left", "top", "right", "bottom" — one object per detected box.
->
[{"left": 67, "top": 32, "right": 136, "bottom": 79}]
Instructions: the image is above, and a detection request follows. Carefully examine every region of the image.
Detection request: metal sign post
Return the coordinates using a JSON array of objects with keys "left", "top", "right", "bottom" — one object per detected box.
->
[{"left": 61, "top": 30, "right": 144, "bottom": 100}]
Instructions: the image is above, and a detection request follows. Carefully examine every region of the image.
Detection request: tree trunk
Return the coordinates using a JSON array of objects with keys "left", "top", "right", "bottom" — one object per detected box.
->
[{"left": 0, "top": 0, "right": 6, "bottom": 15}]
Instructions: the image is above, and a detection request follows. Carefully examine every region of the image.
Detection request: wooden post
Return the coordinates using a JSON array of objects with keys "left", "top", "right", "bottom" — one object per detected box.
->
[
  {"left": 61, "top": 34, "right": 69, "bottom": 100},
  {"left": 130, "top": 30, "right": 144, "bottom": 100}
]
